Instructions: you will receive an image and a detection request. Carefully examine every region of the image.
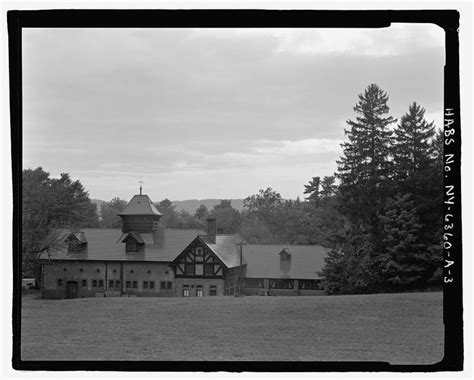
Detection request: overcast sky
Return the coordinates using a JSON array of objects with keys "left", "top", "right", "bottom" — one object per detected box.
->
[{"left": 22, "top": 25, "right": 444, "bottom": 202}]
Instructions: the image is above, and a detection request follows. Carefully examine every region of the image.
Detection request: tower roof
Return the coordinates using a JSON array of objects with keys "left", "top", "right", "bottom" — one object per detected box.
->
[{"left": 119, "top": 194, "right": 162, "bottom": 216}]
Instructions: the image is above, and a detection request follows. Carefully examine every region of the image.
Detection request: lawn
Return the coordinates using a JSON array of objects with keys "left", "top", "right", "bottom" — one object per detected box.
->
[{"left": 21, "top": 292, "right": 443, "bottom": 363}]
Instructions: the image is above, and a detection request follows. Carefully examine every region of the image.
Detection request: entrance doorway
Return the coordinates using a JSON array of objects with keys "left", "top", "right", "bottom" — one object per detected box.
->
[{"left": 66, "top": 281, "right": 79, "bottom": 299}]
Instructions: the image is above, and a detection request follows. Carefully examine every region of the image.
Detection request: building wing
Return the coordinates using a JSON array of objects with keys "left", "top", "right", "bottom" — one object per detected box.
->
[{"left": 242, "top": 244, "right": 329, "bottom": 279}]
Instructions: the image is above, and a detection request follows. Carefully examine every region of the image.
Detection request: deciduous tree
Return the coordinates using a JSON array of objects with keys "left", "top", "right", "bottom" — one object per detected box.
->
[
  {"left": 22, "top": 167, "right": 99, "bottom": 280},
  {"left": 155, "top": 199, "right": 180, "bottom": 228},
  {"left": 100, "top": 197, "right": 127, "bottom": 228},
  {"left": 209, "top": 200, "right": 241, "bottom": 234}
]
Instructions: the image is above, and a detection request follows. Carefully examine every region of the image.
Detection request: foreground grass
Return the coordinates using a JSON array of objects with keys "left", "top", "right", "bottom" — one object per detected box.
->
[{"left": 21, "top": 292, "right": 443, "bottom": 363}]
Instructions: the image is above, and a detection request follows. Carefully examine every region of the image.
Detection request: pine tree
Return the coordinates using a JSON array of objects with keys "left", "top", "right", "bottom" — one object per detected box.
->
[
  {"left": 320, "top": 223, "right": 379, "bottom": 294},
  {"left": 304, "top": 176, "right": 321, "bottom": 207},
  {"left": 320, "top": 176, "right": 337, "bottom": 201},
  {"left": 393, "top": 104, "right": 441, "bottom": 248},
  {"left": 393, "top": 102, "right": 436, "bottom": 184},
  {"left": 378, "top": 193, "right": 429, "bottom": 290},
  {"left": 336, "top": 84, "right": 396, "bottom": 238}
]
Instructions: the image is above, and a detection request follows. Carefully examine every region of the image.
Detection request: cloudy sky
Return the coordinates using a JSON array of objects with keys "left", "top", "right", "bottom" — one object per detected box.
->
[{"left": 22, "top": 25, "right": 444, "bottom": 202}]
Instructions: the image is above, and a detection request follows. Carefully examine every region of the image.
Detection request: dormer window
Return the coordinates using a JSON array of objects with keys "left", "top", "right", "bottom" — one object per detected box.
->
[
  {"left": 126, "top": 242, "right": 139, "bottom": 252},
  {"left": 65, "top": 232, "right": 87, "bottom": 254},
  {"left": 121, "top": 232, "right": 144, "bottom": 253},
  {"left": 279, "top": 248, "right": 291, "bottom": 262},
  {"left": 68, "top": 240, "right": 83, "bottom": 253}
]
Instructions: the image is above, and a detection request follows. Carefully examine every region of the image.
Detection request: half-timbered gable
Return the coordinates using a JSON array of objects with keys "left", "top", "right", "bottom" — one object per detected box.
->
[{"left": 173, "top": 236, "right": 226, "bottom": 279}]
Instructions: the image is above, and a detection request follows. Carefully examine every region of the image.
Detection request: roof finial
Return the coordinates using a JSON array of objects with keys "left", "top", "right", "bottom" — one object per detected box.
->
[{"left": 138, "top": 177, "right": 144, "bottom": 195}]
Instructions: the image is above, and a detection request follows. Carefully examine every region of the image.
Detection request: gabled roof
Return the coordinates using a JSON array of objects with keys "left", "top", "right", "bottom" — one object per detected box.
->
[
  {"left": 120, "top": 231, "right": 145, "bottom": 244},
  {"left": 200, "top": 234, "right": 243, "bottom": 268},
  {"left": 118, "top": 232, "right": 155, "bottom": 245},
  {"left": 242, "top": 244, "right": 329, "bottom": 280},
  {"left": 118, "top": 194, "right": 162, "bottom": 216},
  {"left": 64, "top": 231, "right": 87, "bottom": 243},
  {"left": 40, "top": 228, "right": 204, "bottom": 262}
]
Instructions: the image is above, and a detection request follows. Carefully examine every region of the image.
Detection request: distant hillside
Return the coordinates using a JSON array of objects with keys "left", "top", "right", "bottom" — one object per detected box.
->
[
  {"left": 172, "top": 199, "right": 245, "bottom": 214},
  {"left": 91, "top": 198, "right": 245, "bottom": 217}
]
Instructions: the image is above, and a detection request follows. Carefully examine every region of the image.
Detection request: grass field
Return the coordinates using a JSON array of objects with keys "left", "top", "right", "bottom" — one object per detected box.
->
[{"left": 21, "top": 292, "right": 443, "bottom": 363}]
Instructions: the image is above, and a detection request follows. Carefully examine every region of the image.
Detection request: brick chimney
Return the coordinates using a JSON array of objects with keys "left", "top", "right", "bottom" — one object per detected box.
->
[{"left": 206, "top": 218, "right": 217, "bottom": 244}]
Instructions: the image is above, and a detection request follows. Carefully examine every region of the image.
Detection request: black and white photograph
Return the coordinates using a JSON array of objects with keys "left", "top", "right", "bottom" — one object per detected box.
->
[{"left": 7, "top": 8, "right": 465, "bottom": 372}]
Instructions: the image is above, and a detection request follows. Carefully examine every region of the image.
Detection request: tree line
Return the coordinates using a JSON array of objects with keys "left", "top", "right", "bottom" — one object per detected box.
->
[{"left": 22, "top": 84, "right": 443, "bottom": 294}]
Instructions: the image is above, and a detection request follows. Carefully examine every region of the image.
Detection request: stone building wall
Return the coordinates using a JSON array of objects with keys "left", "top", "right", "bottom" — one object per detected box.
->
[
  {"left": 41, "top": 261, "right": 175, "bottom": 299},
  {"left": 175, "top": 278, "right": 225, "bottom": 297}
]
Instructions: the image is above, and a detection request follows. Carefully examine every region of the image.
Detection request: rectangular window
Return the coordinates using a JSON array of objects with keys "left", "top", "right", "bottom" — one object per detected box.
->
[
  {"left": 196, "top": 286, "right": 203, "bottom": 297},
  {"left": 299, "top": 279, "right": 322, "bottom": 290},
  {"left": 81, "top": 279, "right": 87, "bottom": 288},
  {"left": 183, "top": 286, "right": 190, "bottom": 297},
  {"left": 92, "top": 280, "right": 98, "bottom": 288},
  {"left": 161, "top": 281, "right": 166, "bottom": 290},
  {"left": 126, "top": 242, "right": 138, "bottom": 252},
  {"left": 57, "top": 279, "right": 63, "bottom": 287},
  {"left": 98, "top": 280, "right": 104, "bottom": 288},
  {"left": 150, "top": 281, "right": 155, "bottom": 289},
  {"left": 195, "top": 247, "right": 203, "bottom": 256},
  {"left": 271, "top": 279, "right": 294, "bottom": 289},
  {"left": 132, "top": 281, "right": 138, "bottom": 289},
  {"left": 204, "top": 264, "right": 214, "bottom": 276},
  {"left": 243, "top": 278, "right": 263, "bottom": 288},
  {"left": 143, "top": 281, "right": 148, "bottom": 289},
  {"left": 68, "top": 241, "right": 83, "bottom": 253},
  {"left": 210, "top": 285, "right": 217, "bottom": 296},
  {"left": 185, "top": 263, "right": 195, "bottom": 276},
  {"left": 167, "top": 282, "right": 172, "bottom": 290},
  {"left": 195, "top": 264, "right": 203, "bottom": 276},
  {"left": 115, "top": 280, "right": 121, "bottom": 289},
  {"left": 109, "top": 280, "right": 114, "bottom": 288},
  {"left": 126, "top": 281, "right": 131, "bottom": 289}
]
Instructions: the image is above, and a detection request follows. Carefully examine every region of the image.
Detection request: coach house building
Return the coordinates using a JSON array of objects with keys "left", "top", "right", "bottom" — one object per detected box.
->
[{"left": 39, "top": 192, "right": 328, "bottom": 299}]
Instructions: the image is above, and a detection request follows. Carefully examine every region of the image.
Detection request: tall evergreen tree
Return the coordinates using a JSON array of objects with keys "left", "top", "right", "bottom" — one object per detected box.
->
[
  {"left": 304, "top": 176, "right": 321, "bottom": 207},
  {"left": 320, "top": 176, "right": 337, "bottom": 201},
  {"left": 393, "top": 104, "right": 441, "bottom": 246},
  {"left": 336, "top": 84, "right": 396, "bottom": 239},
  {"left": 392, "top": 102, "right": 436, "bottom": 184},
  {"left": 378, "top": 193, "right": 430, "bottom": 290},
  {"left": 320, "top": 223, "right": 378, "bottom": 294}
]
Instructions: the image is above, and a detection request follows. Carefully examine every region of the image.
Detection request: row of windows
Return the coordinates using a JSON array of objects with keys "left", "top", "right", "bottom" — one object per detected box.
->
[
  {"left": 184, "top": 263, "right": 215, "bottom": 276},
  {"left": 56, "top": 279, "right": 173, "bottom": 290},
  {"left": 240, "top": 279, "right": 323, "bottom": 290},
  {"left": 182, "top": 285, "right": 217, "bottom": 297}
]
